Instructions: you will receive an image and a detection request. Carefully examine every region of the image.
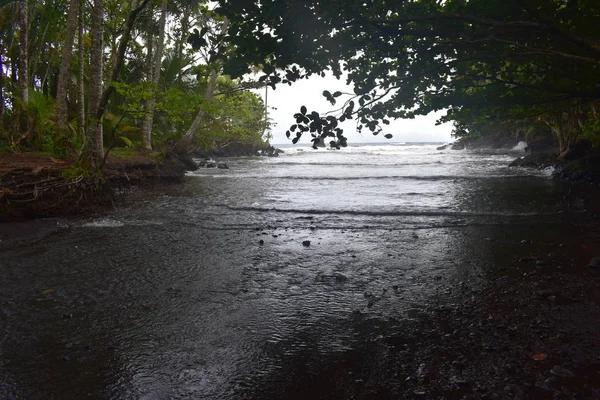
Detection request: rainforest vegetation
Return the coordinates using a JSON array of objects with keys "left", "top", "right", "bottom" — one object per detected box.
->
[
  {"left": 214, "top": 0, "right": 600, "bottom": 156},
  {"left": 0, "top": 0, "right": 270, "bottom": 168},
  {"left": 1, "top": 0, "right": 600, "bottom": 165}
]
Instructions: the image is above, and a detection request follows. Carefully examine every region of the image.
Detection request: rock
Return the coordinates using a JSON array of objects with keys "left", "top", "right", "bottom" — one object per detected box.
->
[
  {"left": 535, "top": 260, "right": 549, "bottom": 266},
  {"left": 62, "top": 313, "right": 73, "bottom": 319},
  {"left": 542, "top": 376, "right": 558, "bottom": 390},
  {"left": 536, "top": 289, "right": 557, "bottom": 297},
  {"left": 205, "top": 161, "right": 217, "bottom": 168},
  {"left": 520, "top": 239, "right": 532, "bottom": 244},
  {"left": 550, "top": 365, "right": 575, "bottom": 378},
  {"left": 259, "top": 239, "right": 264, "bottom": 245},
  {"left": 588, "top": 257, "right": 600, "bottom": 269},
  {"left": 302, "top": 240, "right": 311, "bottom": 247},
  {"left": 451, "top": 142, "right": 465, "bottom": 150},
  {"left": 509, "top": 152, "right": 558, "bottom": 169},
  {"left": 519, "top": 256, "right": 536, "bottom": 263},
  {"left": 436, "top": 144, "right": 450, "bottom": 150},
  {"left": 217, "top": 162, "right": 229, "bottom": 169}
]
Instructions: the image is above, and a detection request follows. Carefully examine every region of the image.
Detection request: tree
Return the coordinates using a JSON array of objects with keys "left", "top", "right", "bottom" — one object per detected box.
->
[
  {"left": 18, "top": 0, "right": 29, "bottom": 135},
  {"left": 215, "top": 0, "right": 600, "bottom": 152},
  {"left": 176, "top": 16, "right": 229, "bottom": 152},
  {"left": 141, "top": 0, "right": 168, "bottom": 151},
  {"left": 83, "top": 0, "right": 105, "bottom": 167},
  {"left": 55, "top": 0, "right": 81, "bottom": 134}
]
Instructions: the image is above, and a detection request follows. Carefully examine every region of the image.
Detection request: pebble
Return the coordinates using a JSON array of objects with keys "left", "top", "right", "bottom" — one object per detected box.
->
[
  {"left": 519, "top": 257, "right": 536, "bottom": 263},
  {"left": 588, "top": 257, "right": 600, "bottom": 269},
  {"left": 543, "top": 376, "right": 558, "bottom": 390},
  {"left": 259, "top": 239, "right": 264, "bottom": 245},
  {"left": 536, "top": 260, "right": 549, "bottom": 266},
  {"left": 302, "top": 240, "right": 311, "bottom": 247},
  {"left": 550, "top": 365, "right": 575, "bottom": 378}
]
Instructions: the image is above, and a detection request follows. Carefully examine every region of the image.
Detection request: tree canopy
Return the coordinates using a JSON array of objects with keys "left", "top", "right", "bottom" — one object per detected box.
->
[{"left": 215, "top": 0, "right": 600, "bottom": 153}]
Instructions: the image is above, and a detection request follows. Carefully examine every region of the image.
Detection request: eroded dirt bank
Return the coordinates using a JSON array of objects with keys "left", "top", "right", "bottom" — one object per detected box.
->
[{"left": 0, "top": 153, "right": 186, "bottom": 221}]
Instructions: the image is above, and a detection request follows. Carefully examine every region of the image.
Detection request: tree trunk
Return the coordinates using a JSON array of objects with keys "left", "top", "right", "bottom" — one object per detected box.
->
[
  {"left": 0, "top": 55, "right": 5, "bottom": 120},
  {"left": 55, "top": 0, "right": 80, "bottom": 133},
  {"left": 141, "top": 5, "right": 155, "bottom": 150},
  {"left": 84, "top": 0, "right": 105, "bottom": 167},
  {"left": 177, "top": 69, "right": 218, "bottom": 151},
  {"left": 141, "top": 0, "right": 168, "bottom": 151},
  {"left": 175, "top": 9, "right": 190, "bottom": 60},
  {"left": 77, "top": 0, "right": 85, "bottom": 138},
  {"left": 18, "top": 0, "right": 29, "bottom": 135},
  {"left": 95, "top": 0, "right": 151, "bottom": 120}
]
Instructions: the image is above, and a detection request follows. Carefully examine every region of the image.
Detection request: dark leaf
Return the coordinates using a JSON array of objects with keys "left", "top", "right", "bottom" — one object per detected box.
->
[
  {"left": 384, "top": 134, "right": 393, "bottom": 139},
  {"left": 301, "top": 105, "right": 307, "bottom": 115}
]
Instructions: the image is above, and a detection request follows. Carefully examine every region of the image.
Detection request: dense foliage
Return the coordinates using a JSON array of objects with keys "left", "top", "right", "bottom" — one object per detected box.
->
[
  {"left": 216, "top": 0, "right": 600, "bottom": 154},
  {"left": 0, "top": 0, "right": 270, "bottom": 166}
]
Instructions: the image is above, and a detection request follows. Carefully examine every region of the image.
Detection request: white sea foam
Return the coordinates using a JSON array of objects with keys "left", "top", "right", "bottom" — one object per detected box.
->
[
  {"left": 82, "top": 218, "right": 125, "bottom": 228},
  {"left": 512, "top": 141, "right": 528, "bottom": 151}
]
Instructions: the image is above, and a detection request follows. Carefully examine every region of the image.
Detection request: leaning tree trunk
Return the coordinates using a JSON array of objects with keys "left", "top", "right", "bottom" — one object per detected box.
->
[
  {"left": 84, "top": 0, "right": 105, "bottom": 168},
  {"left": 177, "top": 69, "right": 218, "bottom": 151},
  {"left": 95, "top": 0, "right": 151, "bottom": 120},
  {"left": 55, "top": 0, "right": 80, "bottom": 133},
  {"left": 176, "top": 19, "right": 229, "bottom": 152}
]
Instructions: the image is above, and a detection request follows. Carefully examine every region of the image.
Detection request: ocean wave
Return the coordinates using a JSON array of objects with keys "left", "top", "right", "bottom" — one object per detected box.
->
[
  {"left": 190, "top": 174, "right": 536, "bottom": 181},
  {"left": 265, "top": 161, "right": 454, "bottom": 167},
  {"left": 224, "top": 205, "right": 550, "bottom": 218}
]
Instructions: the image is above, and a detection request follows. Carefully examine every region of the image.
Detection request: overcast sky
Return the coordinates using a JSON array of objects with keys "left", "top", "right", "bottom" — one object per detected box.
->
[{"left": 253, "top": 73, "right": 454, "bottom": 145}]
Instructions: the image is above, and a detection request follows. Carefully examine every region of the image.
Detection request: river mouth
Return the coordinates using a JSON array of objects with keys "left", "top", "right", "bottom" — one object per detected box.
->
[{"left": 1, "top": 145, "right": 600, "bottom": 399}]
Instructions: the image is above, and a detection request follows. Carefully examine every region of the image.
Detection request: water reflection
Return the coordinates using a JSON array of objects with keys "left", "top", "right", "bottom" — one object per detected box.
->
[{"left": 1, "top": 150, "right": 597, "bottom": 399}]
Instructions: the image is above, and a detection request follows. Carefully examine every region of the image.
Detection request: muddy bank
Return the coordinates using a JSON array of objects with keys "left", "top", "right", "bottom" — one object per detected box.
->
[{"left": 0, "top": 153, "right": 187, "bottom": 220}]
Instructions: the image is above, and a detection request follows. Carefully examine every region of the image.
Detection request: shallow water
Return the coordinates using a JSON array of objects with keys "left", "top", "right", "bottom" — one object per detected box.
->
[{"left": 1, "top": 143, "right": 598, "bottom": 399}]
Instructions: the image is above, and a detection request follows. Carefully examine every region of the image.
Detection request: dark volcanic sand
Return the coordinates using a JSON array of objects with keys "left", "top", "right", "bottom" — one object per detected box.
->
[{"left": 1, "top": 146, "right": 600, "bottom": 399}]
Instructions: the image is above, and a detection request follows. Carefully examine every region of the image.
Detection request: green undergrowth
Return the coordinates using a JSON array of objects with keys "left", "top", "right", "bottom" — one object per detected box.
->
[{"left": 60, "top": 166, "right": 105, "bottom": 181}]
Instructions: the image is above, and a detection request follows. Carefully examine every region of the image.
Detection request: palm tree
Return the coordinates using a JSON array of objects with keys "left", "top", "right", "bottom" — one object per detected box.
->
[
  {"left": 84, "top": 0, "right": 104, "bottom": 167},
  {"left": 55, "top": 0, "right": 80, "bottom": 134}
]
